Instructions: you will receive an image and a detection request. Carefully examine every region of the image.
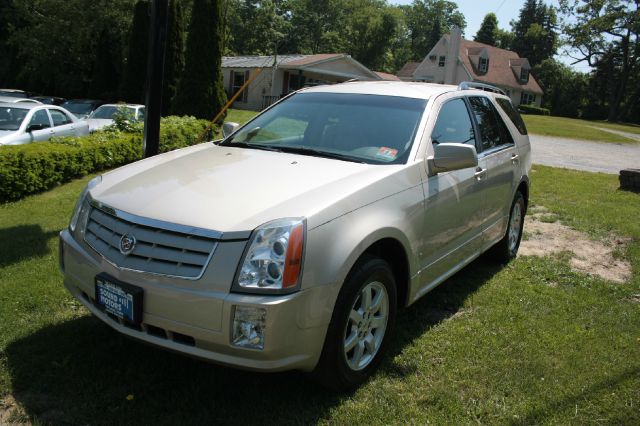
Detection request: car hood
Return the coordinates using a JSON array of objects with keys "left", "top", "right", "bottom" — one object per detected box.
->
[{"left": 91, "top": 143, "right": 416, "bottom": 234}]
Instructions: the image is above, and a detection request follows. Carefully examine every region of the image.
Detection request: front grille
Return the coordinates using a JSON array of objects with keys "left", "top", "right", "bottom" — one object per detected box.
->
[{"left": 84, "top": 206, "right": 217, "bottom": 278}]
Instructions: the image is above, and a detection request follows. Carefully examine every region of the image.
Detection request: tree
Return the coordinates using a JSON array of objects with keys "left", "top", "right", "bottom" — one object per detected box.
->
[
  {"left": 533, "top": 59, "right": 589, "bottom": 118},
  {"left": 90, "top": 27, "right": 122, "bottom": 100},
  {"left": 174, "top": 0, "right": 227, "bottom": 120},
  {"left": 405, "top": 0, "right": 466, "bottom": 60},
  {"left": 475, "top": 13, "right": 498, "bottom": 46},
  {"left": 559, "top": 0, "right": 639, "bottom": 122},
  {"left": 511, "top": 0, "right": 558, "bottom": 66},
  {"left": 6, "top": 0, "right": 134, "bottom": 97},
  {"left": 163, "top": 0, "right": 186, "bottom": 115},
  {"left": 121, "top": 1, "right": 150, "bottom": 104}
]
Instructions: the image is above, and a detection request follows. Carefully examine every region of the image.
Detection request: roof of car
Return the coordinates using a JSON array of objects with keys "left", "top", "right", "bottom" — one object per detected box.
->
[
  {"left": 301, "top": 81, "right": 467, "bottom": 100},
  {"left": 0, "top": 102, "right": 41, "bottom": 110},
  {"left": 98, "top": 103, "right": 145, "bottom": 108}
]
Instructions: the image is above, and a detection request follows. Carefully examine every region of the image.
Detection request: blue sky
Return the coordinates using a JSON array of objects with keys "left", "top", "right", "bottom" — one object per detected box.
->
[{"left": 388, "top": 0, "right": 590, "bottom": 71}]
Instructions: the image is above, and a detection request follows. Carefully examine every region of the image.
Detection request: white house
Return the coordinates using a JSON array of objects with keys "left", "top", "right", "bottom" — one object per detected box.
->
[
  {"left": 408, "top": 28, "right": 544, "bottom": 107},
  {"left": 221, "top": 53, "right": 385, "bottom": 111}
]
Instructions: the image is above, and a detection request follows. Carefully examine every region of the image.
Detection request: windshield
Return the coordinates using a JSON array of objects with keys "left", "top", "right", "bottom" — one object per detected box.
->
[
  {"left": 90, "top": 105, "right": 136, "bottom": 120},
  {"left": 221, "top": 92, "right": 427, "bottom": 165},
  {"left": 0, "top": 106, "right": 29, "bottom": 131},
  {"left": 61, "top": 101, "right": 94, "bottom": 115}
]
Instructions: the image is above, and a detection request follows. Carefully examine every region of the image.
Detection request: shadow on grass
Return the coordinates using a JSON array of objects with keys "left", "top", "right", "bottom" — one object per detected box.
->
[
  {"left": 5, "top": 258, "right": 502, "bottom": 425},
  {"left": 0, "top": 224, "right": 59, "bottom": 268}
]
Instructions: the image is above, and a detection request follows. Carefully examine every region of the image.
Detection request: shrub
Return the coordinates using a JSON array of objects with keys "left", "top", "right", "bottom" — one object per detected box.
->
[
  {"left": 0, "top": 116, "right": 211, "bottom": 203},
  {"left": 519, "top": 104, "right": 551, "bottom": 116}
]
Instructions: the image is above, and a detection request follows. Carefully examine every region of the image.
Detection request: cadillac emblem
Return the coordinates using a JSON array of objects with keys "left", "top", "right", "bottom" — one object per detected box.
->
[{"left": 119, "top": 234, "right": 136, "bottom": 255}]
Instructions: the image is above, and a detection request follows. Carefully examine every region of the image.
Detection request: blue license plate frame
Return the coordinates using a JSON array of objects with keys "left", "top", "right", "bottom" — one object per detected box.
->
[{"left": 94, "top": 274, "right": 143, "bottom": 324}]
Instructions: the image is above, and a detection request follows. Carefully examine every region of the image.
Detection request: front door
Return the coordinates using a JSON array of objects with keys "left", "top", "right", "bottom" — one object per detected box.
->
[{"left": 416, "top": 97, "right": 485, "bottom": 299}]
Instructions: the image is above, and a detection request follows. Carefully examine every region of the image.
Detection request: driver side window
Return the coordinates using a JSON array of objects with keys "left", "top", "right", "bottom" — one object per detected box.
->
[{"left": 431, "top": 98, "right": 475, "bottom": 147}]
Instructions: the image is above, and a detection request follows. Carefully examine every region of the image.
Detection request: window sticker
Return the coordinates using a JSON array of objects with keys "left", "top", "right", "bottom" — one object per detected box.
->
[{"left": 376, "top": 147, "right": 398, "bottom": 160}]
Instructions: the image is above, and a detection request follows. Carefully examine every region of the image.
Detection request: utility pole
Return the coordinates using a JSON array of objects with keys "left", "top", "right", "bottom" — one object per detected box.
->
[{"left": 143, "top": 0, "right": 169, "bottom": 158}]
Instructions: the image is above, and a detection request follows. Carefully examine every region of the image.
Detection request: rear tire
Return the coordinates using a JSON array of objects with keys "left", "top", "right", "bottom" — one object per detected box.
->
[
  {"left": 491, "top": 191, "right": 526, "bottom": 263},
  {"left": 312, "top": 256, "right": 397, "bottom": 391}
]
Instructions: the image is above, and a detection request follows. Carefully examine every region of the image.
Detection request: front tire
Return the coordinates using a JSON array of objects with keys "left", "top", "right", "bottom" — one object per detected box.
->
[{"left": 312, "top": 256, "right": 397, "bottom": 391}]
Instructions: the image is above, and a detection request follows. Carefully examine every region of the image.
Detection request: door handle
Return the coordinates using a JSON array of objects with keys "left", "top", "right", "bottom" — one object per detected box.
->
[
  {"left": 511, "top": 154, "right": 520, "bottom": 165},
  {"left": 474, "top": 167, "right": 487, "bottom": 181}
]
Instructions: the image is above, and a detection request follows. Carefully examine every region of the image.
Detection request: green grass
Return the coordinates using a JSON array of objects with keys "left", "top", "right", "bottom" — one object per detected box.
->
[
  {"left": 523, "top": 115, "right": 640, "bottom": 143},
  {"left": 225, "top": 108, "right": 258, "bottom": 125},
  {"left": 1, "top": 167, "right": 639, "bottom": 424}
]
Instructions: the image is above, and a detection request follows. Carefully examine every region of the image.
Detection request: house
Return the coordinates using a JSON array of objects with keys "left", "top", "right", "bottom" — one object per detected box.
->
[
  {"left": 221, "top": 53, "right": 383, "bottom": 111},
  {"left": 408, "top": 28, "right": 543, "bottom": 107},
  {"left": 396, "top": 62, "right": 420, "bottom": 81}
]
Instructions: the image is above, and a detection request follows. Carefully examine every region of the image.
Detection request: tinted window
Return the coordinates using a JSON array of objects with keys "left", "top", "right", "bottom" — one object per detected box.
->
[
  {"left": 468, "top": 97, "right": 505, "bottom": 151},
  {"left": 29, "top": 110, "right": 51, "bottom": 128},
  {"left": 432, "top": 98, "right": 476, "bottom": 146},
  {"left": 49, "top": 109, "right": 72, "bottom": 126},
  {"left": 496, "top": 98, "right": 527, "bottom": 135}
]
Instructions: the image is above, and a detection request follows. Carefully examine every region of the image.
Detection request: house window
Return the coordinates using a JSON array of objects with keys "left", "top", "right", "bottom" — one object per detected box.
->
[
  {"left": 231, "top": 70, "right": 249, "bottom": 103},
  {"left": 520, "top": 92, "right": 536, "bottom": 105},
  {"left": 288, "top": 73, "right": 306, "bottom": 92},
  {"left": 478, "top": 57, "right": 489, "bottom": 73},
  {"left": 520, "top": 68, "right": 529, "bottom": 83},
  {"left": 438, "top": 56, "right": 446, "bottom": 67}
]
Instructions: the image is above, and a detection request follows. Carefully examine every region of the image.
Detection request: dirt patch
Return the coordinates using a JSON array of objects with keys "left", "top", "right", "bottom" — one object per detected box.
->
[
  {"left": 519, "top": 206, "right": 632, "bottom": 283},
  {"left": 0, "top": 394, "right": 30, "bottom": 425}
]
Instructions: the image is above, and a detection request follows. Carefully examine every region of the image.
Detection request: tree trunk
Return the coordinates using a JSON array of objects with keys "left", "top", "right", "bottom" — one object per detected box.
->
[{"left": 607, "top": 32, "right": 631, "bottom": 122}]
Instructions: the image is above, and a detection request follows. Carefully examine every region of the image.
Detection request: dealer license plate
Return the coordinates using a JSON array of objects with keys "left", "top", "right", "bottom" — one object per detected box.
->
[{"left": 95, "top": 274, "right": 143, "bottom": 324}]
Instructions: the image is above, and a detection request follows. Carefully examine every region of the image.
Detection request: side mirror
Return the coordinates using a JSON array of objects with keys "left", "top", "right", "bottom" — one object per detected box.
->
[
  {"left": 222, "top": 122, "right": 240, "bottom": 138},
  {"left": 427, "top": 143, "right": 478, "bottom": 175},
  {"left": 27, "top": 123, "right": 45, "bottom": 133}
]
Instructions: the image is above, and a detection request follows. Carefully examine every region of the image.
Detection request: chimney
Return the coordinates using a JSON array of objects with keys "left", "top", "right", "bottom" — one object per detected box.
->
[{"left": 444, "top": 26, "right": 462, "bottom": 85}]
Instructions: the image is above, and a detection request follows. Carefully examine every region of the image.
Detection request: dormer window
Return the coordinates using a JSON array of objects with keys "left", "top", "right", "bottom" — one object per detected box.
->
[
  {"left": 520, "top": 68, "right": 529, "bottom": 83},
  {"left": 479, "top": 57, "right": 489, "bottom": 73}
]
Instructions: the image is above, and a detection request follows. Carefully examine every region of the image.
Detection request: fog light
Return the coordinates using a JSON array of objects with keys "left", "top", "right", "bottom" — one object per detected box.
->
[{"left": 232, "top": 306, "right": 266, "bottom": 350}]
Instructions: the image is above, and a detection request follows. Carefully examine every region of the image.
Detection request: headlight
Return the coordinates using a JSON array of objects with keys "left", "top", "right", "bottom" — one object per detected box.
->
[
  {"left": 235, "top": 218, "right": 305, "bottom": 293},
  {"left": 69, "top": 175, "right": 101, "bottom": 232}
]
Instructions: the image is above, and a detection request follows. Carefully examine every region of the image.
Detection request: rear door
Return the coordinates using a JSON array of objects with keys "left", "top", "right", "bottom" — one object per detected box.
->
[
  {"left": 467, "top": 96, "right": 519, "bottom": 246},
  {"left": 49, "top": 108, "right": 76, "bottom": 137}
]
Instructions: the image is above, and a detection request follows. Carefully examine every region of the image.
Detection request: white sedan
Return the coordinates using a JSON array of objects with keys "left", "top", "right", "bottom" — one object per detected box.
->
[
  {"left": 84, "top": 103, "right": 145, "bottom": 132},
  {"left": 0, "top": 103, "right": 90, "bottom": 146}
]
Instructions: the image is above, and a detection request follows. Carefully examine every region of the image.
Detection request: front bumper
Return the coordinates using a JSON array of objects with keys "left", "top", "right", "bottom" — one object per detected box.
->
[{"left": 59, "top": 229, "right": 332, "bottom": 372}]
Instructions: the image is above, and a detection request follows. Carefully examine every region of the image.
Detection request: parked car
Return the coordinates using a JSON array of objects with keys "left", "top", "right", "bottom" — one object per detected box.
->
[
  {"left": 60, "top": 99, "right": 104, "bottom": 119},
  {"left": 0, "top": 89, "right": 28, "bottom": 98},
  {"left": 59, "top": 81, "right": 531, "bottom": 389},
  {"left": 84, "top": 103, "right": 145, "bottom": 132},
  {"left": 31, "top": 96, "right": 66, "bottom": 105},
  {"left": 0, "top": 96, "right": 41, "bottom": 104},
  {"left": 0, "top": 103, "right": 90, "bottom": 146}
]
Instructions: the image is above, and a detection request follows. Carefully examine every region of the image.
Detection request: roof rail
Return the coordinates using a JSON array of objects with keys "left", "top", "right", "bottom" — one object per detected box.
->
[{"left": 458, "top": 81, "right": 506, "bottom": 96}]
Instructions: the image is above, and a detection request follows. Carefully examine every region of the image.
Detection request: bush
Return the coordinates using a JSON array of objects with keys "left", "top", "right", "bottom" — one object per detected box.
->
[
  {"left": 519, "top": 104, "right": 551, "bottom": 116},
  {"left": 0, "top": 116, "right": 211, "bottom": 203}
]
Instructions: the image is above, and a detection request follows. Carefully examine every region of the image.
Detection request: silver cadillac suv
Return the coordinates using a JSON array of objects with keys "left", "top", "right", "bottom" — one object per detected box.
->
[{"left": 59, "top": 81, "right": 531, "bottom": 389}]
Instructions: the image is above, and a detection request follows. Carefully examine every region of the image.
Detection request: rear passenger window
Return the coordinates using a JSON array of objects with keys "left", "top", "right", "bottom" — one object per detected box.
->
[
  {"left": 49, "top": 109, "right": 72, "bottom": 126},
  {"left": 431, "top": 98, "right": 476, "bottom": 147},
  {"left": 496, "top": 98, "right": 528, "bottom": 135},
  {"left": 468, "top": 96, "right": 511, "bottom": 151}
]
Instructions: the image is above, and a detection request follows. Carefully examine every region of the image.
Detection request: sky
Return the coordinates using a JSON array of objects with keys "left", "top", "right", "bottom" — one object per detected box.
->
[{"left": 388, "top": 0, "right": 591, "bottom": 72}]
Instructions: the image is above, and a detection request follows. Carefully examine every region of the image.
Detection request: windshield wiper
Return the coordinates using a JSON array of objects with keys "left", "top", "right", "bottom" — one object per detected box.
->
[
  {"left": 219, "top": 141, "right": 281, "bottom": 152},
  {"left": 274, "top": 146, "right": 367, "bottom": 163}
]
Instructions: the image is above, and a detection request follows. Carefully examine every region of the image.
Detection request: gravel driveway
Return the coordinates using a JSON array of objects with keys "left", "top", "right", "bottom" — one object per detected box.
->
[{"left": 529, "top": 134, "right": 640, "bottom": 174}]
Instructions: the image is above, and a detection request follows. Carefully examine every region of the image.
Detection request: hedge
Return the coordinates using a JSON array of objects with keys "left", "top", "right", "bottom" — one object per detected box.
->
[
  {"left": 0, "top": 116, "right": 212, "bottom": 203},
  {"left": 519, "top": 104, "right": 551, "bottom": 116}
]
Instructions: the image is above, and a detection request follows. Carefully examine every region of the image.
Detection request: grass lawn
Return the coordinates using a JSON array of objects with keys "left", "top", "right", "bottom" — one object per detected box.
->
[
  {"left": 523, "top": 115, "right": 640, "bottom": 144},
  {"left": 225, "top": 108, "right": 258, "bottom": 126},
  {"left": 1, "top": 166, "right": 639, "bottom": 424}
]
